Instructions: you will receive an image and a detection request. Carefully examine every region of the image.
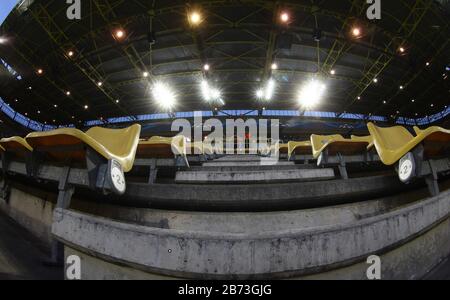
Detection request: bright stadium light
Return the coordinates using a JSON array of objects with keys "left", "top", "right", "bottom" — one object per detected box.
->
[
  {"left": 0, "top": 37, "right": 7, "bottom": 44},
  {"left": 189, "top": 12, "right": 203, "bottom": 26},
  {"left": 256, "top": 79, "right": 276, "bottom": 101},
  {"left": 152, "top": 82, "right": 177, "bottom": 111},
  {"left": 201, "top": 80, "right": 223, "bottom": 104},
  {"left": 280, "top": 12, "right": 290, "bottom": 23},
  {"left": 256, "top": 89, "right": 264, "bottom": 99},
  {"left": 264, "top": 79, "right": 275, "bottom": 101},
  {"left": 352, "top": 27, "right": 361, "bottom": 37},
  {"left": 297, "top": 80, "right": 326, "bottom": 109},
  {"left": 114, "top": 29, "right": 126, "bottom": 40}
]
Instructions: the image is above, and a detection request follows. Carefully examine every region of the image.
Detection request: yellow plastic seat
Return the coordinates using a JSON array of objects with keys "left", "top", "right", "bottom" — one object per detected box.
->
[
  {"left": 0, "top": 137, "right": 33, "bottom": 159},
  {"left": 288, "top": 141, "right": 312, "bottom": 160},
  {"left": 351, "top": 135, "right": 375, "bottom": 150},
  {"left": 25, "top": 125, "right": 141, "bottom": 172},
  {"left": 275, "top": 143, "right": 289, "bottom": 154},
  {"left": 137, "top": 135, "right": 187, "bottom": 159},
  {"left": 413, "top": 126, "right": 450, "bottom": 157},
  {"left": 311, "top": 134, "right": 372, "bottom": 159},
  {"left": 367, "top": 123, "right": 449, "bottom": 166}
]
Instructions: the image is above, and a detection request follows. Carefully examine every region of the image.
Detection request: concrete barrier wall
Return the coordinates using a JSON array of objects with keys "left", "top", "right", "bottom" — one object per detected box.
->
[
  {"left": 53, "top": 189, "right": 450, "bottom": 279},
  {"left": 0, "top": 186, "right": 56, "bottom": 246},
  {"left": 62, "top": 218, "right": 450, "bottom": 280},
  {"left": 77, "top": 189, "right": 426, "bottom": 234},
  {"left": 2, "top": 181, "right": 449, "bottom": 279}
]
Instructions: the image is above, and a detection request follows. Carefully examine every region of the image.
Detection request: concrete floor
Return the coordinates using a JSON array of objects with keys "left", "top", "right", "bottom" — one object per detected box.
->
[
  {"left": 0, "top": 211, "right": 63, "bottom": 280},
  {"left": 424, "top": 257, "right": 450, "bottom": 280}
]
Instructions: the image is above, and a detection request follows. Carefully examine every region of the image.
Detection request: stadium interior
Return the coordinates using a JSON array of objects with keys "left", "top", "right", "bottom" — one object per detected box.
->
[{"left": 0, "top": 0, "right": 449, "bottom": 281}]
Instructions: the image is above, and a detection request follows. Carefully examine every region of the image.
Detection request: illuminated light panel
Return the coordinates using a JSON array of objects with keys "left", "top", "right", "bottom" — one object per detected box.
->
[
  {"left": 297, "top": 80, "right": 326, "bottom": 109},
  {"left": 189, "top": 12, "right": 202, "bottom": 25},
  {"left": 201, "top": 80, "right": 223, "bottom": 105},
  {"left": 256, "top": 89, "right": 264, "bottom": 99},
  {"left": 280, "top": 12, "right": 290, "bottom": 23},
  {"left": 264, "top": 79, "right": 275, "bottom": 101},
  {"left": 352, "top": 27, "right": 361, "bottom": 37},
  {"left": 256, "top": 79, "right": 276, "bottom": 101},
  {"left": 152, "top": 82, "right": 177, "bottom": 111},
  {"left": 115, "top": 29, "right": 125, "bottom": 39}
]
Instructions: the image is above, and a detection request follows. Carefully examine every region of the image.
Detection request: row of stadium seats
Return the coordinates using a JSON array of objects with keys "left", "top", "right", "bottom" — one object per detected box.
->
[
  {"left": 285, "top": 124, "right": 448, "bottom": 164},
  {"left": 283, "top": 123, "right": 450, "bottom": 194},
  {"left": 0, "top": 125, "right": 193, "bottom": 170},
  {"left": 0, "top": 125, "right": 192, "bottom": 194},
  {"left": 0, "top": 122, "right": 448, "bottom": 194}
]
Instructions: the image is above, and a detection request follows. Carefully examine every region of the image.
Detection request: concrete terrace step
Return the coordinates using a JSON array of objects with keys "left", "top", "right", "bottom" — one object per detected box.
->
[
  {"left": 175, "top": 168, "right": 335, "bottom": 184},
  {"left": 212, "top": 155, "right": 263, "bottom": 162},
  {"left": 202, "top": 161, "right": 295, "bottom": 167},
  {"left": 190, "top": 164, "right": 317, "bottom": 172}
]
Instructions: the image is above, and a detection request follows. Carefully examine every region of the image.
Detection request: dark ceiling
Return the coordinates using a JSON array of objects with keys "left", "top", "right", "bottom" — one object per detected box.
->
[{"left": 0, "top": 0, "right": 449, "bottom": 127}]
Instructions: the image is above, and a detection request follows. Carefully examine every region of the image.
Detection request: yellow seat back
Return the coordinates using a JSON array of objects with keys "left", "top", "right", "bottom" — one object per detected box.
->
[
  {"left": 351, "top": 135, "right": 375, "bottom": 149},
  {"left": 367, "top": 123, "right": 416, "bottom": 165},
  {"left": 310, "top": 134, "right": 345, "bottom": 158},
  {"left": 86, "top": 125, "right": 141, "bottom": 158},
  {"left": 86, "top": 125, "right": 141, "bottom": 171},
  {"left": 367, "top": 123, "right": 414, "bottom": 152}
]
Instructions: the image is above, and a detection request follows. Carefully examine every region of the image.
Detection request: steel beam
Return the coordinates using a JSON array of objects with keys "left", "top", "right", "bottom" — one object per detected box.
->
[
  {"left": 28, "top": 2, "right": 134, "bottom": 119},
  {"left": 342, "top": 0, "right": 433, "bottom": 113}
]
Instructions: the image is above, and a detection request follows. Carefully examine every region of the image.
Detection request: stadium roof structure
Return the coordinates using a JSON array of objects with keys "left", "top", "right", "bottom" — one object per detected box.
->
[{"left": 0, "top": 0, "right": 449, "bottom": 130}]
